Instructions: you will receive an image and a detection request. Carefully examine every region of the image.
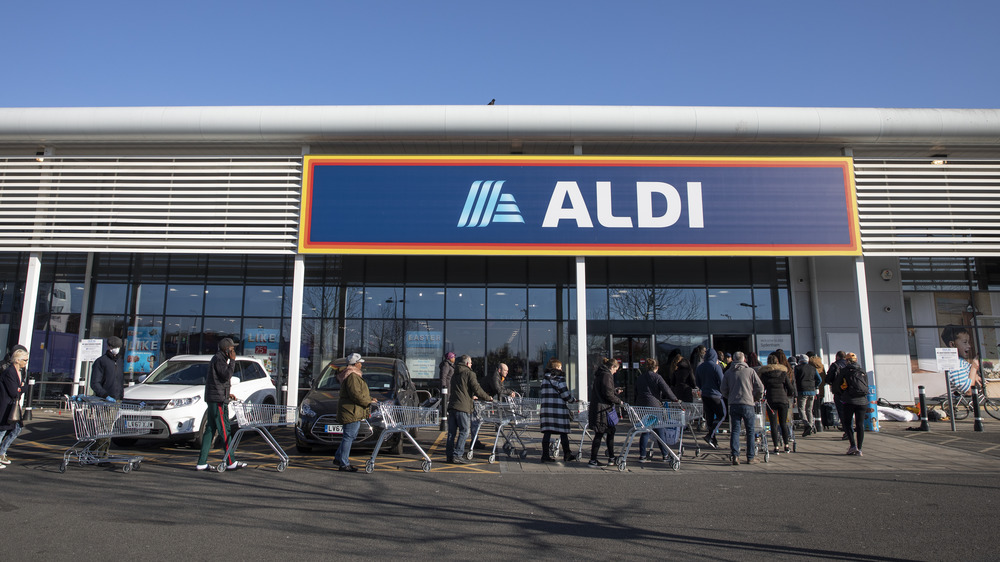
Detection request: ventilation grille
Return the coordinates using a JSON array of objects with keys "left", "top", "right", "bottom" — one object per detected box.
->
[
  {"left": 855, "top": 158, "right": 1000, "bottom": 256},
  {"left": 0, "top": 157, "right": 302, "bottom": 253}
]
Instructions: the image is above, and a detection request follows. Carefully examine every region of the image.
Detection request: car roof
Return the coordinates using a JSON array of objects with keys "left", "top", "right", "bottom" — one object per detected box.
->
[
  {"left": 328, "top": 357, "right": 399, "bottom": 368},
  {"left": 166, "top": 355, "right": 265, "bottom": 365}
]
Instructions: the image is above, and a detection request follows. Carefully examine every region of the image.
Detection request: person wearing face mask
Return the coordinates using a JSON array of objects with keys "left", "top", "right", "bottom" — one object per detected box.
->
[{"left": 91, "top": 336, "right": 125, "bottom": 402}]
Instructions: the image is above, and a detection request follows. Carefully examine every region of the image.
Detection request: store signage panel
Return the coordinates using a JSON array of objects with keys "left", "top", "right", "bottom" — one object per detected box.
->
[{"left": 299, "top": 156, "right": 860, "bottom": 256}]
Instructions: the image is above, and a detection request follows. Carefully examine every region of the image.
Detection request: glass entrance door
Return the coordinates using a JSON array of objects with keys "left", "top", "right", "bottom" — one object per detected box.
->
[{"left": 612, "top": 335, "right": 652, "bottom": 404}]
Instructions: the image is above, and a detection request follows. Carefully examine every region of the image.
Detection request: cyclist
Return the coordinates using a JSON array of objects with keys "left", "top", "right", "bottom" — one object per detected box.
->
[{"left": 941, "top": 325, "right": 980, "bottom": 396}]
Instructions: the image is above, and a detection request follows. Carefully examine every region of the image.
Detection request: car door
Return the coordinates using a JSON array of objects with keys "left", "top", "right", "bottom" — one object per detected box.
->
[{"left": 395, "top": 360, "right": 418, "bottom": 406}]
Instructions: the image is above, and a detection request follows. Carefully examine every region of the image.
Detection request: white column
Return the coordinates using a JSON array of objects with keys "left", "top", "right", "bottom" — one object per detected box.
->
[
  {"left": 286, "top": 255, "right": 305, "bottom": 409},
  {"left": 575, "top": 256, "right": 588, "bottom": 402},
  {"left": 854, "top": 256, "right": 879, "bottom": 431},
  {"left": 72, "top": 253, "right": 94, "bottom": 394},
  {"left": 19, "top": 253, "right": 42, "bottom": 351},
  {"left": 808, "top": 257, "right": 824, "bottom": 359}
]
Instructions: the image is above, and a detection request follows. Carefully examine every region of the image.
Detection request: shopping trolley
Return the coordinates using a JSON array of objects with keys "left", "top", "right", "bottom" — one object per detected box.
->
[
  {"left": 753, "top": 400, "right": 770, "bottom": 462},
  {"left": 365, "top": 402, "right": 440, "bottom": 473},
  {"left": 61, "top": 396, "right": 152, "bottom": 474},
  {"left": 216, "top": 401, "right": 298, "bottom": 473},
  {"left": 545, "top": 400, "right": 589, "bottom": 460},
  {"left": 471, "top": 396, "right": 540, "bottom": 463},
  {"left": 617, "top": 403, "right": 685, "bottom": 472},
  {"left": 680, "top": 401, "right": 705, "bottom": 457}
]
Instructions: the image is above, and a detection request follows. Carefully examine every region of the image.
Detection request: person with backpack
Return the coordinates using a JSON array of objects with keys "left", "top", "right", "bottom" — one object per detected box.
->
[
  {"left": 795, "top": 354, "right": 824, "bottom": 437},
  {"left": 834, "top": 353, "right": 869, "bottom": 456},
  {"left": 826, "top": 351, "right": 849, "bottom": 439}
]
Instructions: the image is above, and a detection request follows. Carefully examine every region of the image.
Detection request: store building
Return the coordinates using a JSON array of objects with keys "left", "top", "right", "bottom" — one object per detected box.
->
[{"left": 2, "top": 106, "right": 999, "bottom": 413}]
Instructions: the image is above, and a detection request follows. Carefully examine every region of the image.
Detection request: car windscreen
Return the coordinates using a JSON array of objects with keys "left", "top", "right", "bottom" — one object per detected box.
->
[
  {"left": 316, "top": 364, "right": 395, "bottom": 392},
  {"left": 143, "top": 362, "right": 209, "bottom": 385}
]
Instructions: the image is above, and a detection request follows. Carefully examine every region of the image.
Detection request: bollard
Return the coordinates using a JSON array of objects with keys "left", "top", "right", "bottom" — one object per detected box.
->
[
  {"left": 972, "top": 384, "right": 985, "bottom": 432},
  {"left": 439, "top": 388, "right": 449, "bottom": 431},
  {"left": 24, "top": 378, "right": 36, "bottom": 421},
  {"left": 916, "top": 386, "right": 929, "bottom": 431}
]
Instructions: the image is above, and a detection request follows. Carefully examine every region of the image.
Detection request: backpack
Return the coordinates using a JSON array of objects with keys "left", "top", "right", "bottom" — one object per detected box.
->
[{"left": 839, "top": 364, "right": 868, "bottom": 398}]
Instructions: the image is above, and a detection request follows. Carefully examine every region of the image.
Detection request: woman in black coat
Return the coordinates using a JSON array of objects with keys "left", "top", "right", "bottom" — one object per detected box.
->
[
  {"left": 759, "top": 353, "right": 795, "bottom": 454},
  {"left": 635, "top": 358, "right": 679, "bottom": 463},
  {"left": 587, "top": 357, "right": 623, "bottom": 467},
  {"left": 0, "top": 348, "right": 27, "bottom": 466},
  {"left": 668, "top": 356, "right": 698, "bottom": 402}
]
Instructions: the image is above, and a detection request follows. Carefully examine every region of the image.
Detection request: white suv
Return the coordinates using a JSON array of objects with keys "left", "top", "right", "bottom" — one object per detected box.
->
[{"left": 119, "top": 355, "right": 276, "bottom": 448}]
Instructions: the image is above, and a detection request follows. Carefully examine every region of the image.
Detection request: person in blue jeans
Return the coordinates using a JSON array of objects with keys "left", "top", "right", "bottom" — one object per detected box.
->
[
  {"left": 334, "top": 353, "right": 376, "bottom": 472},
  {"left": 446, "top": 354, "right": 492, "bottom": 464},
  {"left": 720, "top": 351, "right": 764, "bottom": 466}
]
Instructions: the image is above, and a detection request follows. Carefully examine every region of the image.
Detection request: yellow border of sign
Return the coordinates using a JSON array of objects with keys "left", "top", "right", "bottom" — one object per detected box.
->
[{"left": 298, "top": 155, "right": 861, "bottom": 257}]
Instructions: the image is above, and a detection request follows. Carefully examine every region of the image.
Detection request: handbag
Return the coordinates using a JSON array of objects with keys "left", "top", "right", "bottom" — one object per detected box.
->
[{"left": 606, "top": 406, "right": 619, "bottom": 427}]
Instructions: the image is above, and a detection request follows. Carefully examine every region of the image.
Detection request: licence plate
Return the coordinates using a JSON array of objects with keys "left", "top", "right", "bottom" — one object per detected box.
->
[
  {"left": 127, "top": 420, "right": 154, "bottom": 429},
  {"left": 325, "top": 424, "right": 343, "bottom": 434}
]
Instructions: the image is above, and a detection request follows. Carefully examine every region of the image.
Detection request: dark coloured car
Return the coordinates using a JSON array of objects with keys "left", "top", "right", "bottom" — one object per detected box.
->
[{"left": 295, "top": 357, "right": 419, "bottom": 455}]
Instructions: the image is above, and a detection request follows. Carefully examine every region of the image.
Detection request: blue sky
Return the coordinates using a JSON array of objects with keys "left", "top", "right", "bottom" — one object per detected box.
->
[{"left": 2, "top": 0, "right": 996, "bottom": 108}]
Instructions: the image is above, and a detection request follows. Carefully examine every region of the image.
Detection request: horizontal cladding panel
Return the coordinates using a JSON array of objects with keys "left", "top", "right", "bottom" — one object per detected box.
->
[
  {"left": 855, "top": 158, "right": 1000, "bottom": 256},
  {"left": 0, "top": 156, "right": 302, "bottom": 253}
]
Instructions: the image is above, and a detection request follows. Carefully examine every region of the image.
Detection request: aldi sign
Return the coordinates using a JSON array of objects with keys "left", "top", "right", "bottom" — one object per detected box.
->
[{"left": 299, "top": 155, "right": 859, "bottom": 256}]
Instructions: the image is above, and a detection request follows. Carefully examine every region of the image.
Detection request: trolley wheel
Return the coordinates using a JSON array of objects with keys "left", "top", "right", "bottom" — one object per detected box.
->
[
  {"left": 502, "top": 443, "right": 512, "bottom": 456},
  {"left": 59, "top": 461, "right": 67, "bottom": 473},
  {"left": 421, "top": 459, "right": 431, "bottom": 473},
  {"left": 216, "top": 462, "right": 227, "bottom": 473},
  {"left": 276, "top": 461, "right": 287, "bottom": 473},
  {"left": 365, "top": 460, "right": 374, "bottom": 474},
  {"left": 133, "top": 461, "right": 142, "bottom": 471},
  {"left": 488, "top": 453, "right": 496, "bottom": 464},
  {"left": 671, "top": 459, "right": 680, "bottom": 471},
  {"left": 518, "top": 450, "right": 528, "bottom": 460},
  {"left": 465, "top": 450, "right": 474, "bottom": 460},
  {"left": 617, "top": 459, "right": 627, "bottom": 472},
  {"left": 792, "top": 441, "right": 797, "bottom": 453},
  {"left": 122, "top": 462, "right": 133, "bottom": 474},
  {"left": 764, "top": 449, "right": 770, "bottom": 463}
]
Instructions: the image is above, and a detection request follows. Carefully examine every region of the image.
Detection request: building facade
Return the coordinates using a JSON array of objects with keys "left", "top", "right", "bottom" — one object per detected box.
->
[{"left": 2, "top": 105, "right": 999, "bottom": 411}]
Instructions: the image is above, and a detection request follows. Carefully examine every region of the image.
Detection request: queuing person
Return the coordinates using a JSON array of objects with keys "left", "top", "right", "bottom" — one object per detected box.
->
[
  {"left": 588, "top": 357, "right": 624, "bottom": 467},
  {"left": 826, "top": 351, "right": 849, "bottom": 439},
  {"left": 690, "top": 346, "right": 707, "bottom": 371},
  {"left": 334, "top": 353, "right": 377, "bottom": 472},
  {"left": 439, "top": 352, "right": 456, "bottom": 396},
  {"left": 796, "top": 354, "right": 824, "bottom": 437},
  {"left": 0, "top": 347, "right": 28, "bottom": 468},
  {"left": 483, "top": 362, "right": 516, "bottom": 399},
  {"left": 196, "top": 338, "right": 246, "bottom": 472},
  {"left": 746, "top": 351, "right": 763, "bottom": 370},
  {"left": 941, "top": 325, "right": 981, "bottom": 396},
  {"left": 720, "top": 351, "right": 764, "bottom": 466},
  {"left": 446, "top": 354, "right": 492, "bottom": 464},
  {"left": 695, "top": 348, "right": 725, "bottom": 450},
  {"left": 539, "top": 359, "right": 578, "bottom": 463},
  {"left": 759, "top": 353, "right": 795, "bottom": 454},
  {"left": 834, "top": 353, "right": 868, "bottom": 456},
  {"left": 668, "top": 355, "right": 697, "bottom": 403},
  {"left": 635, "top": 358, "right": 680, "bottom": 463},
  {"left": 91, "top": 336, "right": 125, "bottom": 402}
]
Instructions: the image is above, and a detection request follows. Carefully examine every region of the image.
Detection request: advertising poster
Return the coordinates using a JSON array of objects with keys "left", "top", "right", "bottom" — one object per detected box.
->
[
  {"left": 245, "top": 328, "right": 279, "bottom": 379},
  {"left": 756, "top": 334, "right": 793, "bottom": 360},
  {"left": 126, "top": 326, "right": 160, "bottom": 375},
  {"left": 405, "top": 330, "right": 443, "bottom": 380}
]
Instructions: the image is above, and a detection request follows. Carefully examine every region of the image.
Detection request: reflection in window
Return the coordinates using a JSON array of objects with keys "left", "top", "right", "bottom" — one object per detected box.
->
[
  {"left": 445, "top": 320, "right": 485, "bottom": 368},
  {"left": 364, "top": 287, "right": 404, "bottom": 319},
  {"left": 527, "top": 288, "right": 558, "bottom": 320},
  {"left": 166, "top": 285, "right": 204, "bottom": 316},
  {"left": 136, "top": 284, "right": 166, "bottom": 315},
  {"left": 404, "top": 287, "right": 445, "bottom": 318},
  {"left": 163, "top": 316, "right": 201, "bottom": 356},
  {"left": 363, "top": 318, "right": 403, "bottom": 358},
  {"left": 244, "top": 285, "right": 283, "bottom": 317},
  {"left": 654, "top": 288, "right": 707, "bottom": 320},
  {"left": 202, "top": 317, "right": 242, "bottom": 354},
  {"left": 205, "top": 285, "right": 244, "bottom": 316},
  {"left": 447, "top": 288, "right": 485, "bottom": 319},
  {"left": 93, "top": 283, "right": 130, "bottom": 314},
  {"left": 609, "top": 287, "right": 656, "bottom": 321},
  {"left": 708, "top": 288, "right": 754, "bottom": 320},
  {"left": 586, "top": 288, "right": 607, "bottom": 321},
  {"left": 488, "top": 288, "right": 527, "bottom": 320},
  {"left": 487, "top": 320, "right": 526, "bottom": 391}
]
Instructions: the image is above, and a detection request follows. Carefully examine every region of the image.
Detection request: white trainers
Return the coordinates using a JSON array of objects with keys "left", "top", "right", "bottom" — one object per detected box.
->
[
  {"left": 0, "top": 454, "right": 10, "bottom": 465},
  {"left": 226, "top": 461, "right": 248, "bottom": 470},
  {"left": 195, "top": 464, "right": 211, "bottom": 471}
]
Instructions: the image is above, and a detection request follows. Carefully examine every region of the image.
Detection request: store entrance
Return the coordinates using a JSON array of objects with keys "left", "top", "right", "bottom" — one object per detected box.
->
[
  {"left": 612, "top": 335, "right": 652, "bottom": 404},
  {"left": 711, "top": 334, "right": 754, "bottom": 363}
]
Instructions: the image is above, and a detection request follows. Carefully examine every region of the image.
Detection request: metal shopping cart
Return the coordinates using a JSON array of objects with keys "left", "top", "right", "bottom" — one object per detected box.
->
[
  {"left": 216, "top": 401, "right": 298, "bottom": 473},
  {"left": 365, "top": 402, "right": 440, "bottom": 473},
  {"left": 680, "top": 401, "right": 705, "bottom": 457},
  {"left": 471, "top": 396, "right": 540, "bottom": 463},
  {"left": 753, "top": 400, "right": 770, "bottom": 462},
  {"left": 617, "top": 403, "right": 685, "bottom": 472},
  {"left": 61, "top": 396, "right": 152, "bottom": 474},
  {"left": 544, "top": 400, "right": 589, "bottom": 460}
]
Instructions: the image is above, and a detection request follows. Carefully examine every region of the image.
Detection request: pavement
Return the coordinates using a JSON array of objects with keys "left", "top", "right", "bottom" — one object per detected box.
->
[{"left": 12, "top": 408, "right": 1000, "bottom": 476}]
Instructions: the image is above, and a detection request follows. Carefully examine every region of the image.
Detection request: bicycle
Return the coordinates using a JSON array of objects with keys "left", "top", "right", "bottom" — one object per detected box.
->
[{"left": 929, "top": 382, "right": 1000, "bottom": 421}]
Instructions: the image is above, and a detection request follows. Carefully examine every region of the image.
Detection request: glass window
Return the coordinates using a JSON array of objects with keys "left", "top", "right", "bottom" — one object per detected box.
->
[
  {"left": 166, "top": 284, "right": 205, "bottom": 316},
  {"left": 363, "top": 318, "right": 403, "bottom": 358},
  {"left": 445, "top": 320, "right": 485, "bottom": 368},
  {"left": 404, "top": 287, "right": 445, "bottom": 318},
  {"left": 297, "top": 286, "right": 326, "bottom": 318},
  {"left": 708, "top": 288, "right": 754, "bottom": 320},
  {"left": 526, "top": 320, "right": 562, "bottom": 386},
  {"left": 244, "top": 286, "right": 283, "bottom": 317},
  {"left": 344, "top": 287, "right": 365, "bottom": 319},
  {"left": 609, "top": 287, "right": 656, "bottom": 321},
  {"left": 364, "top": 287, "right": 404, "bottom": 319},
  {"left": 343, "top": 319, "right": 363, "bottom": 356},
  {"left": 136, "top": 283, "right": 166, "bottom": 315},
  {"left": 446, "top": 288, "right": 485, "bottom": 319},
  {"left": 488, "top": 288, "right": 527, "bottom": 320},
  {"left": 202, "top": 317, "right": 242, "bottom": 354},
  {"left": 205, "top": 285, "right": 244, "bottom": 316},
  {"left": 527, "top": 288, "right": 558, "bottom": 320},
  {"left": 243, "top": 318, "right": 282, "bottom": 379},
  {"left": 586, "top": 288, "right": 608, "bottom": 321},
  {"left": 403, "top": 319, "right": 444, "bottom": 380},
  {"left": 93, "top": 283, "right": 130, "bottom": 314},
  {"left": 655, "top": 288, "right": 707, "bottom": 320},
  {"left": 163, "top": 316, "right": 201, "bottom": 357},
  {"left": 486, "top": 320, "right": 526, "bottom": 392}
]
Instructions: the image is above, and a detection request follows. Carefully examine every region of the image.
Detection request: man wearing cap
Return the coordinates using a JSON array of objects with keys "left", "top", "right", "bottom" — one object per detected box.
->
[
  {"left": 334, "top": 353, "right": 377, "bottom": 472},
  {"left": 196, "top": 337, "right": 245, "bottom": 471},
  {"left": 91, "top": 336, "right": 125, "bottom": 402},
  {"left": 446, "top": 354, "right": 493, "bottom": 464}
]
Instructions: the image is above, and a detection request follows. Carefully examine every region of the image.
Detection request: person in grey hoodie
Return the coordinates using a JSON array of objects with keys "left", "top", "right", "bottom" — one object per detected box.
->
[
  {"left": 695, "top": 348, "right": 725, "bottom": 449},
  {"left": 720, "top": 351, "right": 765, "bottom": 466}
]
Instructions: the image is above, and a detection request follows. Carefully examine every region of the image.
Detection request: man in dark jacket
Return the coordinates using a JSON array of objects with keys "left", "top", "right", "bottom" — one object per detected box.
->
[
  {"left": 695, "top": 348, "right": 725, "bottom": 449},
  {"left": 826, "top": 351, "right": 848, "bottom": 437},
  {"left": 91, "top": 336, "right": 125, "bottom": 401},
  {"left": 438, "top": 352, "right": 455, "bottom": 430},
  {"left": 446, "top": 354, "right": 492, "bottom": 464},
  {"left": 196, "top": 338, "right": 244, "bottom": 472}
]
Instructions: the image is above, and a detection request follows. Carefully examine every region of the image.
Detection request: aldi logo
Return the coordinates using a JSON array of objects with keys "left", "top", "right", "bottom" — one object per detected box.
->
[{"left": 457, "top": 181, "right": 524, "bottom": 227}]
